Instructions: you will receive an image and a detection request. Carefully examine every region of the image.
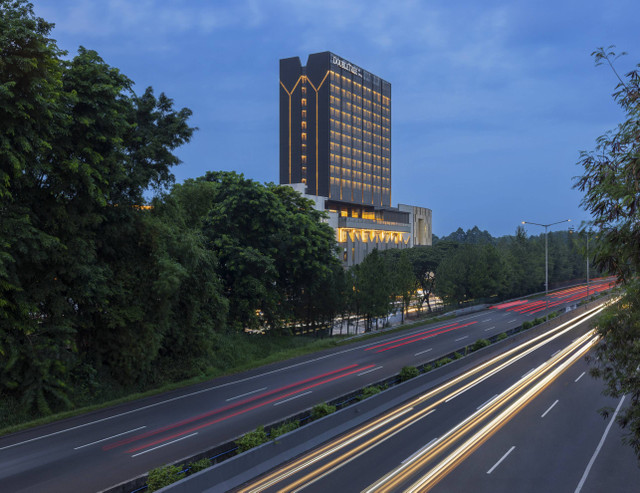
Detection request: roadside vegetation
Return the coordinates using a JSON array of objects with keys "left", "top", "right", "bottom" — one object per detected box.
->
[{"left": 574, "top": 46, "right": 640, "bottom": 458}]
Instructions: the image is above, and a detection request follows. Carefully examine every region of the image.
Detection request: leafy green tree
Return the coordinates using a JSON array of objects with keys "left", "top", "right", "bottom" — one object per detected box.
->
[
  {"left": 407, "top": 243, "right": 454, "bottom": 312},
  {"left": 0, "top": 0, "right": 75, "bottom": 413},
  {"left": 177, "top": 172, "right": 339, "bottom": 334},
  {"left": 353, "top": 249, "right": 392, "bottom": 331},
  {"left": 394, "top": 251, "right": 416, "bottom": 323},
  {"left": 0, "top": 1, "right": 197, "bottom": 411},
  {"left": 575, "top": 46, "right": 640, "bottom": 458},
  {"left": 436, "top": 244, "right": 508, "bottom": 305}
]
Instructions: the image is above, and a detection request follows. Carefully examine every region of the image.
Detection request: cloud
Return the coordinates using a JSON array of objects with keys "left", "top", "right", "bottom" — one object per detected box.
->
[{"left": 38, "top": 0, "right": 267, "bottom": 38}]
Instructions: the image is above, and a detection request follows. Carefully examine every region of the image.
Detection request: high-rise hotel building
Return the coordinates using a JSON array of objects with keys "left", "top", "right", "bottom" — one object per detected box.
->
[
  {"left": 280, "top": 52, "right": 431, "bottom": 266},
  {"left": 280, "top": 51, "right": 391, "bottom": 209}
]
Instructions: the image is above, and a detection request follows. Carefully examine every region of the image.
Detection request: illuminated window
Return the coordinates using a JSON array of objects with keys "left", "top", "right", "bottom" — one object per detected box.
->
[
  {"left": 302, "top": 178, "right": 307, "bottom": 183},
  {"left": 301, "top": 132, "right": 307, "bottom": 141},
  {"left": 302, "top": 110, "right": 307, "bottom": 118},
  {"left": 301, "top": 155, "right": 307, "bottom": 164},
  {"left": 301, "top": 98, "right": 307, "bottom": 107},
  {"left": 301, "top": 121, "right": 307, "bottom": 130},
  {"left": 301, "top": 86, "right": 307, "bottom": 95}
]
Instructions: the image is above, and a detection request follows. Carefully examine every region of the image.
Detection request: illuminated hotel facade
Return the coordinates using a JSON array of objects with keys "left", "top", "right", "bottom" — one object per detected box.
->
[{"left": 280, "top": 52, "right": 431, "bottom": 266}]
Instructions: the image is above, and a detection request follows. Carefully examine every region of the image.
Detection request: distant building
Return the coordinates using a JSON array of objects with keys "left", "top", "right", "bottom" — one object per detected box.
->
[{"left": 280, "top": 52, "right": 431, "bottom": 266}]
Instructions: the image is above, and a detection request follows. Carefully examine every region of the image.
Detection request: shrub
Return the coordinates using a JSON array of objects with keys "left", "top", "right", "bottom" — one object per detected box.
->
[
  {"left": 399, "top": 366, "right": 420, "bottom": 381},
  {"left": 434, "top": 358, "right": 452, "bottom": 368},
  {"left": 497, "top": 332, "right": 508, "bottom": 341},
  {"left": 270, "top": 421, "right": 299, "bottom": 440},
  {"left": 147, "top": 464, "right": 182, "bottom": 492},
  {"left": 453, "top": 352, "right": 463, "bottom": 360},
  {"left": 187, "top": 458, "right": 210, "bottom": 475},
  {"left": 236, "top": 426, "right": 268, "bottom": 453},
  {"left": 311, "top": 403, "right": 337, "bottom": 420},
  {"left": 471, "top": 339, "right": 490, "bottom": 351},
  {"left": 522, "top": 321, "right": 532, "bottom": 330},
  {"left": 359, "top": 386, "right": 382, "bottom": 400}
]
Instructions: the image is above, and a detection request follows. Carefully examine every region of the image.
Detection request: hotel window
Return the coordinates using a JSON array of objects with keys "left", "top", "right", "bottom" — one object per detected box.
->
[
  {"left": 301, "top": 132, "right": 307, "bottom": 141},
  {"left": 301, "top": 121, "right": 307, "bottom": 130},
  {"left": 301, "top": 86, "right": 307, "bottom": 95},
  {"left": 301, "top": 110, "right": 307, "bottom": 118},
  {"left": 301, "top": 155, "right": 307, "bottom": 164},
  {"left": 301, "top": 98, "right": 307, "bottom": 107}
]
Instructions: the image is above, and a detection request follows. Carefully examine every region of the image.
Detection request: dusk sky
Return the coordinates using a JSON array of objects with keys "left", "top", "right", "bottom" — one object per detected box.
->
[{"left": 36, "top": 0, "right": 639, "bottom": 237}]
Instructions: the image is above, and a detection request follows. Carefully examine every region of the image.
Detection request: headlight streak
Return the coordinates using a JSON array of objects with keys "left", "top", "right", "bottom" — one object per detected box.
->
[
  {"left": 291, "top": 329, "right": 591, "bottom": 493},
  {"left": 289, "top": 410, "right": 437, "bottom": 493},
  {"left": 368, "top": 333, "right": 599, "bottom": 493},
  {"left": 235, "top": 406, "right": 416, "bottom": 493},
  {"left": 237, "top": 303, "right": 606, "bottom": 493},
  {"left": 406, "top": 335, "right": 599, "bottom": 492}
]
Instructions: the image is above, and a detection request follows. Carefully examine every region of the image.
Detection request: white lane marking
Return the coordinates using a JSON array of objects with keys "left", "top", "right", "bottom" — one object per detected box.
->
[
  {"left": 0, "top": 345, "right": 366, "bottom": 450},
  {"left": 521, "top": 368, "right": 535, "bottom": 380},
  {"left": 551, "top": 349, "right": 561, "bottom": 358},
  {"left": 273, "top": 391, "right": 312, "bottom": 406},
  {"left": 575, "top": 396, "right": 626, "bottom": 492},
  {"left": 226, "top": 387, "right": 268, "bottom": 402},
  {"left": 575, "top": 371, "right": 586, "bottom": 383},
  {"left": 415, "top": 348, "right": 433, "bottom": 356},
  {"left": 508, "top": 319, "right": 517, "bottom": 323},
  {"left": 455, "top": 336, "right": 468, "bottom": 342},
  {"left": 131, "top": 433, "right": 198, "bottom": 458},
  {"left": 477, "top": 394, "right": 499, "bottom": 411},
  {"left": 484, "top": 326, "right": 496, "bottom": 332},
  {"left": 541, "top": 399, "right": 559, "bottom": 418},
  {"left": 358, "top": 366, "right": 382, "bottom": 376},
  {"left": 4, "top": 310, "right": 505, "bottom": 450},
  {"left": 481, "top": 319, "right": 491, "bottom": 323},
  {"left": 74, "top": 426, "right": 146, "bottom": 450},
  {"left": 487, "top": 446, "right": 516, "bottom": 474},
  {"left": 402, "top": 437, "right": 438, "bottom": 464}
]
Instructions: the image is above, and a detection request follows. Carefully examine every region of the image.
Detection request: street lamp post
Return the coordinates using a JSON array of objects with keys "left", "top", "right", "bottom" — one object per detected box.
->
[
  {"left": 522, "top": 219, "right": 571, "bottom": 320},
  {"left": 569, "top": 227, "right": 593, "bottom": 298}
]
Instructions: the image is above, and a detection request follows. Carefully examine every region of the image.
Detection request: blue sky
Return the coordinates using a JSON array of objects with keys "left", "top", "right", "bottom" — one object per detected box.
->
[{"left": 36, "top": 0, "right": 639, "bottom": 237}]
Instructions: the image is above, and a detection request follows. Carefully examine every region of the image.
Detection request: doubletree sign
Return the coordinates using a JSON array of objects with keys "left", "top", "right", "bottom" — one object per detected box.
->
[{"left": 331, "top": 55, "right": 362, "bottom": 78}]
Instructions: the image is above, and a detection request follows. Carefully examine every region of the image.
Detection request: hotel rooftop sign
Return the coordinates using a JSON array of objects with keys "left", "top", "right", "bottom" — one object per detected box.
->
[{"left": 331, "top": 54, "right": 362, "bottom": 78}]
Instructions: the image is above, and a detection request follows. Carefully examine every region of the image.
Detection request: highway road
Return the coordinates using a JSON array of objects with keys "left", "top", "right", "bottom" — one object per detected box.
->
[
  {"left": 0, "top": 279, "right": 615, "bottom": 492},
  {"left": 233, "top": 298, "right": 639, "bottom": 493}
]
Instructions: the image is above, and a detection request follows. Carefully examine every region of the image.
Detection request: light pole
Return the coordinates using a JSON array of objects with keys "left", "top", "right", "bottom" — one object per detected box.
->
[
  {"left": 522, "top": 219, "right": 571, "bottom": 320},
  {"left": 569, "top": 227, "right": 593, "bottom": 298}
]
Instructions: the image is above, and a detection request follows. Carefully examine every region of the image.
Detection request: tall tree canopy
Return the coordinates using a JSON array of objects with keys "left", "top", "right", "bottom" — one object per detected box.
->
[
  {"left": 0, "top": 0, "right": 196, "bottom": 412},
  {"left": 575, "top": 47, "right": 640, "bottom": 458}
]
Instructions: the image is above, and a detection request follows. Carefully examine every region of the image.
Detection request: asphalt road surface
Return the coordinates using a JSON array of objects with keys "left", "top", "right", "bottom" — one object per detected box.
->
[
  {"left": 0, "top": 279, "right": 616, "bottom": 492},
  {"left": 234, "top": 299, "right": 639, "bottom": 493}
]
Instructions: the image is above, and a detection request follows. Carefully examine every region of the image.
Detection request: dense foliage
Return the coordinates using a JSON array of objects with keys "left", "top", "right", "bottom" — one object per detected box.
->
[
  {"left": 0, "top": 1, "right": 340, "bottom": 419},
  {"left": 574, "top": 47, "right": 640, "bottom": 458}
]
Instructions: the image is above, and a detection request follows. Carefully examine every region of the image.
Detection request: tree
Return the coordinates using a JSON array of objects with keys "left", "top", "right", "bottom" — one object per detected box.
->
[
  {"left": 435, "top": 244, "right": 507, "bottom": 305},
  {"left": 394, "top": 251, "right": 416, "bottom": 323},
  {"left": 574, "top": 46, "right": 640, "bottom": 458},
  {"left": 185, "top": 172, "right": 339, "bottom": 334},
  {"left": 0, "top": 1, "right": 197, "bottom": 411},
  {"left": 406, "top": 243, "right": 454, "bottom": 312},
  {"left": 352, "top": 249, "right": 392, "bottom": 331}
]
